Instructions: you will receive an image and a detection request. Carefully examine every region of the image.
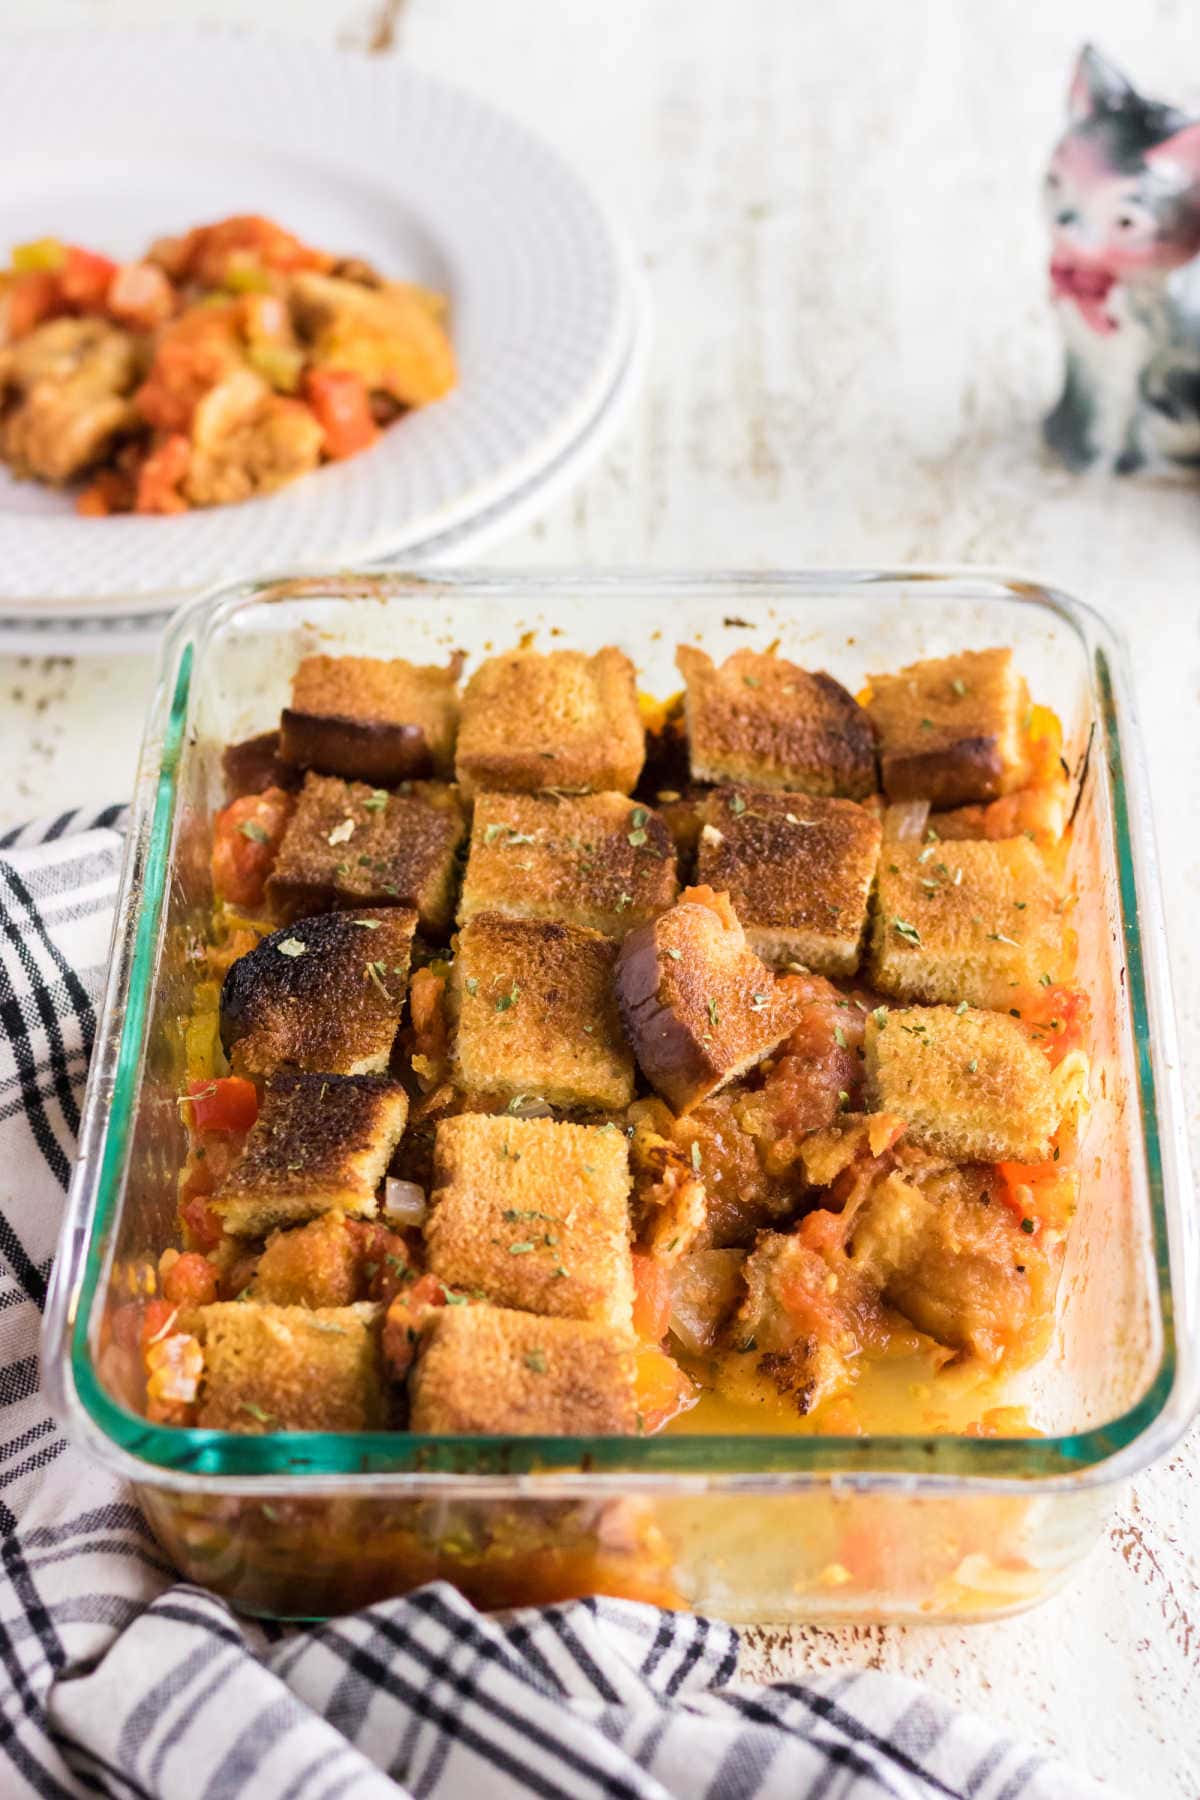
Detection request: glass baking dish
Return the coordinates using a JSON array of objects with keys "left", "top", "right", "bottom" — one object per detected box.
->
[{"left": 43, "top": 570, "right": 1198, "bottom": 1624}]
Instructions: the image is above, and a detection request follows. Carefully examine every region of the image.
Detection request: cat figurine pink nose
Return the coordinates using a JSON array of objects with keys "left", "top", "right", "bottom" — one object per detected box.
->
[{"left": 1043, "top": 44, "right": 1200, "bottom": 472}]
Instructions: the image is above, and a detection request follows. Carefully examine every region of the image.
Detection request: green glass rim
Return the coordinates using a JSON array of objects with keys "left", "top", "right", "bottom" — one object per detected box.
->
[{"left": 64, "top": 570, "right": 1184, "bottom": 1492}]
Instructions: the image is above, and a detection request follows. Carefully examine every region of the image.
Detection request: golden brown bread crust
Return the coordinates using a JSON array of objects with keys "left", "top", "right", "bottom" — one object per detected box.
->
[
  {"left": 865, "top": 648, "right": 1030, "bottom": 806},
  {"left": 265, "top": 773, "right": 467, "bottom": 937},
  {"left": 455, "top": 647, "right": 644, "bottom": 797},
  {"left": 194, "top": 1301, "right": 385, "bottom": 1431},
  {"left": 409, "top": 1304, "right": 640, "bottom": 1434},
  {"left": 695, "top": 788, "right": 882, "bottom": 975},
  {"left": 426, "top": 1114, "right": 634, "bottom": 1328},
  {"left": 459, "top": 791, "right": 678, "bottom": 937},
  {"left": 213, "top": 1071, "right": 409, "bottom": 1236},
  {"left": 449, "top": 912, "right": 635, "bottom": 1110},
  {"left": 280, "top": 652, "right": 463, "bottom": 780},
  {"left": 677, "top": 644, "right": 876, "bottom": 798},
  {"left": 869, "top": 837, "right": 1063, "bottom": 1008},
  {"left": 864, "top": 1005, "right": 1060, "bottom": 1162},
  {"left": 615, "top": 895, "right": 813, "bottom": 1114},
  {"left": 220, "top": 908, "right": 417, "bottom": 1076}
]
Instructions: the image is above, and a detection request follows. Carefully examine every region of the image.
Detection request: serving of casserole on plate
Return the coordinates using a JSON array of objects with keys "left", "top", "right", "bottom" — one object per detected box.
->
[{"left": 44, "top": 573, "right": 1195, "bottom": 1624}]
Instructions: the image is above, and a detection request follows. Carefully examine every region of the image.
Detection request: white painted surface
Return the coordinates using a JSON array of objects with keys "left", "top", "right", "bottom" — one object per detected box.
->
[{"left": 2, "top": 3, "right": 1197, "bottom": 1792}]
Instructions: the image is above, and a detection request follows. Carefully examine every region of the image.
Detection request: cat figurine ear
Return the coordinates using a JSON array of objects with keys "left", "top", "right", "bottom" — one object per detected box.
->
[
  {"left": 1067, "top": 43, "right": 1135, "bottom": 120},
  {"left": 1144, "top": 121, "right": 1200, "bottom": 186}
]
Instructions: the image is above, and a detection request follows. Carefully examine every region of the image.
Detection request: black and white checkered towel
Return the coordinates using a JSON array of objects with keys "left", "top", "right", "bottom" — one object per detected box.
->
[{"left": 1, "top": 813, "right": 1112, "bottom": 1800}]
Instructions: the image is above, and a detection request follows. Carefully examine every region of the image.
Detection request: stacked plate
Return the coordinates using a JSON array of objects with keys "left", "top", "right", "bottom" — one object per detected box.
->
[{"left": 0, "top": 32, "right": 649, "bottom": 653}]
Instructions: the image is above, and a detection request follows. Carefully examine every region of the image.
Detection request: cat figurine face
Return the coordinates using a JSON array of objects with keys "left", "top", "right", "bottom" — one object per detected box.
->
[{"left": 1043, "top": 45, "right": 1200, "bottom": 472}]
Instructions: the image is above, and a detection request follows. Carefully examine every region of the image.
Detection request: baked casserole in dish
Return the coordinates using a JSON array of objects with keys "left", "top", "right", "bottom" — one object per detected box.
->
[{"left": 44, "top": 571, "right": 1197, "bottom": 1623}]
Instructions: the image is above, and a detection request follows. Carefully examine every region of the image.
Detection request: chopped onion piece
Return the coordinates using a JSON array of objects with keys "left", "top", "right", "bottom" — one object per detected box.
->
[
  {"left": 505, "top": 1095, "right": 554, "bottom": 1119},
  {"left": 883, "top": 798, "right": 930, "bottom": 843},
  {"left": 383, "top": 1178, "right": 427, "bottom": 1226}
]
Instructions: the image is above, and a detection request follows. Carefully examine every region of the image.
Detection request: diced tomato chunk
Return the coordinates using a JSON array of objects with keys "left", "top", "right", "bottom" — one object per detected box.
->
[
  {"left": 631, "top": 1252, "right": 673, "bottom": 1343},
  {"left": 678, "top": 884, "right": 740, "bottom": 930},
  {"left": 188, "top": 1076, "right": 258, "bottom": 1133},
  {"left": 1020, "top": 984, "right": 1089, "bottom": 1065},
  {"left": 161, "top": 1251, "right": 220, "bottom": 1308},
  {"left": 59, "top": 245, "right": 118, "bottom": 311},
  {"left": 179, "top": 1193, "right": 224, "bottom": 1252},
  {"left": 210, "top": 786, "right": 293, "bottom": 908},
  {"left": 303, "top": 368, "right": 378, "bottom": 459},
  {"left": 7, "top": 272, "right": 61, "bottom": 338},
  {"left": 134, "top": 433, "right": 191, "bottom": 516},
  {"left": 383, "top": 1272, "right": 449, "bottom": 1380},
  {"left": 139, "top": 1298, "right": 178, "bottom": 1354},
  {"left": 996, "top": 1163, "right": 1078, "bottom": 1235}
]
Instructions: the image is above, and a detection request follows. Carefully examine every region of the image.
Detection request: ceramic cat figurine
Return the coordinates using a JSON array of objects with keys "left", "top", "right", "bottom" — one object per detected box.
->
[{"left": 1044, "top": 45, "right": 1200, "bottom": 473}]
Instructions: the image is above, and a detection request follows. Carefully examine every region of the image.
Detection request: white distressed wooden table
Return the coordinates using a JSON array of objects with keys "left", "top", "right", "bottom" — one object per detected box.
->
[{"left": 3, "top": 3, "right": 1198, "bottom": 1792}]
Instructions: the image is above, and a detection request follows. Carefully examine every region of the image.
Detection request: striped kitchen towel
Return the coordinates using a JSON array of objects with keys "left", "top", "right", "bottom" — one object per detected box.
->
[{"left": 1, "top": 813, "right": 1111, "bottom": 1800}]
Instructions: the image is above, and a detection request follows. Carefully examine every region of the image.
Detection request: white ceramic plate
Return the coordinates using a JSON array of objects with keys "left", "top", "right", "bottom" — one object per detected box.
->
[
  {"left": 0, "top": 278, "right": 651, "bottom": 656},
  {"left": 0, "top": 29, "right": 635, "bottom": 608}
]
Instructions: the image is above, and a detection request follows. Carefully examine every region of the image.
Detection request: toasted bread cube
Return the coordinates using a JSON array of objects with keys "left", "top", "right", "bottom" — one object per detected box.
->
[
  {"left": 265, "top": 773, "right": 467, "bottom": 936},
  {"left": 248, "top": 1211, "right": 365, "bottom": 1308},
  {"left": 459, "top": 791, "right": 677, "bottom": 937},
  {"left": 450, "top": 913, "right": 634, "bottom": 1109},
  {"left": 213, "top": 1072, "right": 409, "bottom": 1236},
  {"left": 866, "top": 648, "right": 1031, "bottom": 806},
  {"left": 615, "top": 889, "right": 812, "bottom": 1114},
  {"left": 864, "top": 1005, "right": 1060, "bottom": 1162},
  {"left": 409, "top": 1305, "right": 639, "bottom": 1435},
  {"left": 220, "top": 908, "right": 417, "bottom": 1076},
  {"left": 677, "top": 645, "right": 876, "bottom": 799},
  {"left": 695, "top": 788, "right": 881, "bottom": 974},
  {"left": 194, "top": 1301, "right": 385, "bottom": 1432},
  {"left": 849, "top": 1166, "right": 1058, "bottom": 1367},
  {"left": 279, "top": 652, "right": 462, "bottom": 781},
  {"left": 455, "top": 647, "right": 644, "bottom": 798},
  {"left": 426, "top": 1115, "right": 633, "bottom": 1329},
  {"left": 869, "top": 838, "right": 1063, "bottom": 1008},
  {"left": 717, "top": 1230, "right": 878, "bottom": 1416}
]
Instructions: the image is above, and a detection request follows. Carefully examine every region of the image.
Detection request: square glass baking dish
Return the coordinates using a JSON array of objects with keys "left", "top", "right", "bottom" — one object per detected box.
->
[{"left": 43, "top": 570, "right": 1198, "bottom": 1624}]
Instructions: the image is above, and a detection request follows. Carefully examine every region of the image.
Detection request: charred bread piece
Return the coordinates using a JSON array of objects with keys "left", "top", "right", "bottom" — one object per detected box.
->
[
  {"left": 265, "top": 773, "right": 467, "bottom": 937},
  {"left": 869, "top": 837, "right": 1063, "bottom": 1008},
  {"left": 455, "top": 647, "right": 644, "bottom": 798},
  {"left": 676, "top": 644, "right": 876, "bottom": 799},
  {"left": 409, "top": 1305, "right": 640, "bottom": 1435},
  {"left": 449, "top": 913, "right": 635, "bottom": 1110},
  {"left": 848, "top": 1166, "right": 1058, "bottom": 1367},
  {"left": 865, "top": 648, "right": 1031, "bottom": 806},
  {"left": 220, "top": 908, "right": 417, "bottom": 1076},
  {"left": 279, "top": 652, "right": 462, "bottom": 781},
  {"left": 213, "top": 1071, "right": 409, "bottom": 1236},
  {"left": 193, "top": 1301, "right": 385, "bottom": 1431},
  {"left": 695, "top": 788, "right": 881, "bottom": 975},
  {"left": 459, "top": 791, "right": 678, "bottom": 938},
  {"left": 222, "top": 730, "right": 303, "bottom": 801},
  {"left": 864, "top": 1005, "right": 1060, "bottom": 1163},
  {"left": 426, "top": 1114, "right": 634, "bottom": 1329},
  {"left": 615, "top": 889, "right": 811, "bottom": 1114}
]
